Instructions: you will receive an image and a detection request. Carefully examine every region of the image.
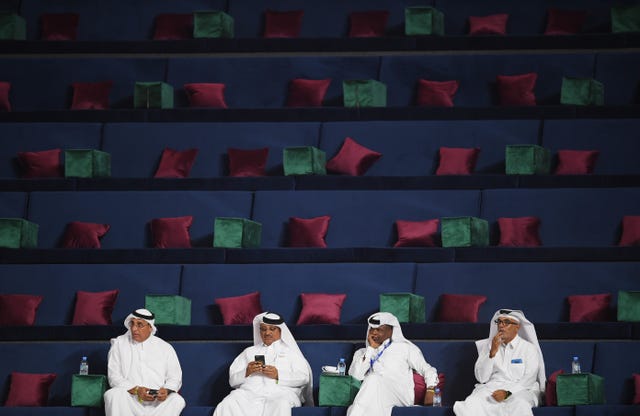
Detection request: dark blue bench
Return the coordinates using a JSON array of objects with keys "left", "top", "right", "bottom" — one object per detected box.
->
[
  {"left": 0, "top": 192, "right": 27, "bottom": 217},
  {"left": 595, "top": 52, "right": 640, "bottom": 106},
  {"left": 593, "top": 341, "right": 640, "bottom": 405}
]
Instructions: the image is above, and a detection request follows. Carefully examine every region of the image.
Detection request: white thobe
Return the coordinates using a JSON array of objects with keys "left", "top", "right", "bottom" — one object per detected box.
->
[
  {"left": 347, "top": 340, "right": 439, "bottom": 416},
  {"left": 212, "top": 339, "right": 311, "bottom": 416},
  {"left": 453, "top": 335, "right": 541, "bottom": 416},
  {"left": 104, "top": 334, "right": 185, "bottom": 416}
]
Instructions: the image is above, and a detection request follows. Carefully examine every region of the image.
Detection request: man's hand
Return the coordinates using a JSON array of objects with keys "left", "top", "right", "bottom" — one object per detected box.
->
[
  {"left": 261, "top": 365, "right": 279, "bottom": 380},
  {"left": 246, "top": 360, "right": 265, "bottom": 377},
  {"left": 155, "top": 388, "right": 171, "bottom": 402},
  {"left": 424, "top": 389, "right": 434, "bottom": 406},
  {"left": 368, "top": 331, "right": 381, "bottom": 349},
  {"left": 491, "top": 389, "right": 510, "bottom": 402},
  {"left": 489, "top": 332, "right": 503, "bottom": 358}
]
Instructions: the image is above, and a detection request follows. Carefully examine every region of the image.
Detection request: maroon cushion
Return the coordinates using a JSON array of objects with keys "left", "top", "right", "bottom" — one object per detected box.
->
[
  {"left": 0, "top": 294, "right": 43, "bottom": 326},
  {"left": 40, "top": 13, "right": 79, "bottom": 41},
  {"left": 70, "top": 81, "right": 113, "bottom": 110},
  {"left": 437, "top": 294, "right": 487, "bottom": 322},
  {"left": 545, "top": 369, "right": 564, "bottom": 406},
  {"left": 468, "top": 13, "right": 508, "bottom": 35},
  {"left": 228, "top": 147, "right": 269, "bottom": 177},
  {"left": 349, "top": 10, "right": 389, "bottom": 37},
  {"left": 633, "top": 373, "right": 640, "bottom": 404},
  {"left": 153, "top": 13, "right": 193, "bottom": 40},
  {"left": 17, "top": 148, "right": 63, "bottom": 178},
  {"left": 567, "top": 293, "right": 612, "bottom": 322},
  {"left": 498, "top": 216, "right": 542, "bottom": 247},
  {"left": 555, "top": 150, "right": 599, "bottom": 175},
  {"left": 296, "top": 293, "right": 347, "bottom": 325},
  {"left": 618, "top": 215, "right": 640, "bottom": 246},
  {"left": 184, "top": 83, "right": 228, "bottom": 108},
  {"left": 436, "top": 147, "right": 480, "bottom": 175},
  {"left": 394, "top": 219, "right": 440, "bottom": 247},
  {"left": 71, "top": 289, "right": 119, "bottom": 325},
  {"left": 0, "top": 81, "right": 11, "bottom": 112},
  {"left": 326, "top": 137, "right": 382, "bottom": 176},
  {"left": 61, "top": 221, "right": 110, "bottom": 249},
  {"left": 215, "top": 291, "right": 263, "bottom": 325},
  {"left": 263, "top": 10, "right": 304, "bottom": 38},
  {"left": 287, "top": 78, "right": 331, "bottom": 107},
  {"left": 413, "top": 372, "right": 446, "bottom": 405},
  {"left": 150, "top": 216, "right": 193, "bottom": 248},
  {"left": 288, "top": 215, "right": 331, "bottom": 248},
  {"left": 496, "top": 73, "right": 537, "bottom": 106},
  {"left": 545, "top": 9, "right": 587, "bottom": 35},
  {"left": 416, "top": 79, "right": 459, "bottom": 107},
  {"left": 154, "top": 148, "right": 198, "bottom": 178},
  {"left": 5, "top": 372, "right": 57, "bottom": 407}
]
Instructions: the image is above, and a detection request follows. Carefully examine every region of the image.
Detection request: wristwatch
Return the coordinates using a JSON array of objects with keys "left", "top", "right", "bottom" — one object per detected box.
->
[{"left": 505, "top": 390, "right": 512, "bottom": 399}]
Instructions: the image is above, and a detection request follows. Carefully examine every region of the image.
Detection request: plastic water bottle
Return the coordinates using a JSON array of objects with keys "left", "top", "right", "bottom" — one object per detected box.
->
[
  {"left": 79, "top": 356, "right": 89, "bottom": 375},
  {"left": 337, "top": 358, "right": 346, "bottom": 376},
  {"left": 433, "top": 387, "right": 442, "bottom": 407},
  {"left": 571, "top": 356, "right": 581, "bottom": 374}
]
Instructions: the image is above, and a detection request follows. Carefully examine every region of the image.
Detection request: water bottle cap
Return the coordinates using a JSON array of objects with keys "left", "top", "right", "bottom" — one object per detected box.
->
[
  {"left": 573, "top": 356, "right": 578, "bottom": 360},
  {"left": 82, "top": 356, "right": 87, "bottom": 360},
  {"left": 435, "top": 387, "right": 440, "bottom": 392},
  {"left": 339, "top": 358, "right": 345, "bottom": 362}
]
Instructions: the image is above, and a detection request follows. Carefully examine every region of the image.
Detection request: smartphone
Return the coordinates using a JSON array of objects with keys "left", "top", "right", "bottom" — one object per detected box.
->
[
  {"left": 148, "top": 389, "right": 158, "bottom": 397},
  {"left": 254, "top": 355, "right": 265, "bottom": 366}
]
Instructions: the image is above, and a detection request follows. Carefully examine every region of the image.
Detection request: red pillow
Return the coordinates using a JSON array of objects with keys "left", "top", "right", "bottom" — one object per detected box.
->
[
  {"left": 498, "top": 216, "right": 542, "bottom": 247},
  {"left": 215, "top": 291, "right": 263, "bottom": 325},
  {"left": 150, "top": 216, "right": 193, "bottom": 248},
  {"left": 184, "top": 83, "right": 228, "bottom": 108},
  {"left": 288, "top": 216, "right": 331, "bottom": 248},
  {"left": 633, "top": 373, "right": 640, "bottom": 404},
  {"left": 17, "top": 148, "right": 63, "bottom": 178},
  {"left": 154, "top": 148, "right": 198, "bottom": 178},
  {"left": 567, "top": 293, "right": 611, "bottom": 322},
  {"left": 40, "top": 13, "right": 79, "bottom": 41},
  {"left": 545, "top": 369, "right": 564, "bottom": 406},
  {"left": 71, "top": 289, "right": 119, "bottom": 325},
  {"left": 349, "top": 10, "right": 389, "bottom": 37},
  {"left": 618, "top": 215, "right": 640, "bottom": 246},
  {"left": 70, "top": 81, "right": 113, "bottom": 110},
  {"left": 436, "top": 147, "right": 480, "bottom": 175},
  {"left": 545, "top": 9, "right": 587, "bottom": 35},
  {"left": 0, "top": 294, "right": 43, "bottom": 326},
  {"left": 469, "top": 14, "right": 508, "bottom": 35},
  {"left": 5, "top": 372, "right": 57, "bottom": 407},
  {"left": 416, "top": 79, "right": 459, "bottom": 107},
  {"left": 153, "top": 13, "right": 193, "bottom": 40},
  {"left": 264, "top": 10, "right": 304, "bottom": 38},
  {"left": 394, "top": 219, "right": 440, "bottom": 247},
  {"left": 496, "top": 73, "right": 537, "bottom": 106},
  {"left": 326, "top": 137, "right": 382, "bottom": 176},
  {"left": 297, "top": 293, "right": 347, "bottom": 325},
  {"left": 61, "top": 221, "right": 110, "bottom": 249},
  {"left": 413, "top": 372, "right": 446, "bottom": 405},
  {"left": 555, "top": 150, "right": 599, "bottom": 175},
  {"left": 287, "top": 78, "right": 331, "bottom": 107},
  {"left": 228, "top": 147, "right": 269, "bottom": 177},
  {"left": 0, "top": 81, "right": 11, "bottom": 112},
  {"left": 437, "top": 294, "right": 487, "bottom": 322}
]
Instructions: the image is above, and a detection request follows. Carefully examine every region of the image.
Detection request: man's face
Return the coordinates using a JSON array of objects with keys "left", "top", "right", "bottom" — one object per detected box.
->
[
  {"left": 495, "top": 318, "right": 520, "bottom": 343},
  {"left": 129, "top": 318, "right": 153, "bottom": 342},
  {"left": 259, "top": 323, "right": 282, "bottom": 346},
  {"left": 368, "top": 324, "right": 393, "bottom": 345}
]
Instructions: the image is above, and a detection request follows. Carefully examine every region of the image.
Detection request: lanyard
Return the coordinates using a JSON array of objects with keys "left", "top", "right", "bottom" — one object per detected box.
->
[{"left": 369, "top": 339, "right": 392, "bottom": 372}]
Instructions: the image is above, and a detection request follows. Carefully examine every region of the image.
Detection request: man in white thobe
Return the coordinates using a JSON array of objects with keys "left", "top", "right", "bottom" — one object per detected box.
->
[
  {"left": 347, "top": 312, "right": 439, "bottom": 416},
  {"left": 212, "top": 312, "right": 313, "bottom": 416},
  {"left": 104, "top": 308, "right": 185, "bottom": 416},
  {"left": 453, "top": 309, "right": 546, "bottom": 416}
]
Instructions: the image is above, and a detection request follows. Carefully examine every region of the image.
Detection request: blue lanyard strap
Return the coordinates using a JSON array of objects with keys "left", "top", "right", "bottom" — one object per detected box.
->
[{"left": 369, "top": 339, "right": 392, "bottom": 372}]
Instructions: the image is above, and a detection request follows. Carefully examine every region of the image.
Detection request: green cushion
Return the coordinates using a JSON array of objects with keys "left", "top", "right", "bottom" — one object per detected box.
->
[
  {"left": 560, "top": 77, "right": 604, "bottom": 106},
  {"left": 71, "top": 375, "right": 107, "bottom": 407},
  {"left": 343, "top": 80, "right": 387, "bottom": 108},
  {"left": 0, "top": 13, "right": 26, "bottom": 40},
  {"left": 213, "top": 217, "right": 262, "bottom": 248},
  {"left": 441, "top": 217, "right": 489, "bottom": 248},
  {"left": 64, "top": 149, "right": 111, "bottom": 178},
  {"left": 617, "top": 290, "right": 640, "bottom": 322},
  {"left": 0, "top": 218, "right": 38, "bottom": 249},
  {"left": 283, "top": 146, "right": 326, "bottom": 176},
  {"left": 556, "top": 373, "right": 605, "bottom": 406},
  {"left": 379, "top": 293, "right": 425, "bottom": 323},
  {"left": 505, "top": 144, "right": 551, "bottom": 175},
  {"left": 318, "top": 374, "right": 361, "bottom": 406},
  {"left": 145, "top": 295, "right": 192, "bottom": 325},
  {"left": 405, "top": 7, "right": 444, "bottom": 35},
  {"left": 134, "top": 82, "right": 174, "bottom": 109},
  {"left": 611, "top": 5, "right": 640, "bottom": 33},
  {"left": 193, "top": 11, "right": 234, "bottom": 38}
]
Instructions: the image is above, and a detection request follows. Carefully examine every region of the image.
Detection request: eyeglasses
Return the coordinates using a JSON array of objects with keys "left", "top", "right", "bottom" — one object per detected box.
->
[
  {"left": 494, "top": 319, "right": 517, "bottom": 326},
  {"left": 129, "top": 321, "right": 150, "bottom": 329}
]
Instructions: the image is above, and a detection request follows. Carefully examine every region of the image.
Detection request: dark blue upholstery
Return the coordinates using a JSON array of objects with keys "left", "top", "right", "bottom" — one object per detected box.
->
[
  {"left": 299, "top": 342, "right": 356, "bottom": 403},
  {"left": 390, "top": 407, "right": 575, "bottom": 415},
  {"left": 592, "top": 341, "right": 640, "bottom": 405},
  {"left": 575, "top": 405, "right": 640, "bottom": 416},
  {"left": 595, "top": 52, "right": 640, "bottom": 105},
  {"left": 0, "top": 192, "right": 27, "bottom": 217},
  {"left": 540, "top": 341, "right": 596, "bottom": 376}
]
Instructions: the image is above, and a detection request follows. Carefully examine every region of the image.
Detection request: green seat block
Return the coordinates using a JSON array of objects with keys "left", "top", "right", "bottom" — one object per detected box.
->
[
  {"left": 145, "top": 295, "right": 192, "bottom": 325},
  {"left": 134, "top": 82, "right": 174, "bottom": 109},
  {"left": 379, "top": 293, "right": 425, "bottom": 323},
  {"left": 318, "top": 374, "right": 361, "bottom": 406},
  {"left": 64, "top": 149, "right": 111, "bottom": 178},
  {"left": 283, "top": 146, "right": 326, "bottom": 176},
  {"left": 71, "top": 375, "right": 107, "bottom": 407},
  {"left": 617, "top": 290, "right": 640, "bottom": 322},
  {"left": 193, "top": 11, "right": 234, "bottom": 38},
  {"left": 0, "top": 218, "right": 38, "bottom": 249},
  {"left": 612, "top": 5, "right": 640, "bottom": 33},
  {"left": 556, "top": 373, "right": 605, "bottom": 406},
  {"left": 505, "top": 144, "right": 551, "bottom": 175},
  {"left": 405, "top": 7, "right": 444, "bottom": 36},
  {"left": 560, "top": 77, "right": 604, "bottom": 106},
  {"left": 213, "top": 217, "right": 262, "bottom": 248},
  {"left": 0, "top": 13, "right": 26, "bottom": 40},
  {"left": 441, "top": 217, "right": 489, "bottom": 248},
  {"left": 343, "top": 80, "right": 387, "bottom": 108}
]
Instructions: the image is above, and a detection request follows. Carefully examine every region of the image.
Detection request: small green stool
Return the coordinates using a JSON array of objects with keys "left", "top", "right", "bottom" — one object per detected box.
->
[
  {"left": 611, "top": 5, "right": 640, "bottom": 33},
  {"left": 213, "top": 217, "right": 262, "bottom": 248},
  {"left": 405, "top": 7, "right": 444, "bottom": 35},
  {"left": 441, "top": 217, "right": 489, "bottom": 247},
  {"left": 556, "top": 373, "right": 605, "bottom": 406},
  {"left": 505, "top": 144, "right": 551, "bottom": 175},
  {"left": 343, "top": 80, "right": 387, "bottom": 108},
  {"left": 617, "top": 290, "right": 640, "bottom": 322},
  {"left": 0, "top": 218, "right": 38, "bottom": 248},
  {"left": 145, "top": 295, "right": 192, "bottom": 325},
  {"left": 0, "top": 13, "right": 26, "bottom": 40},
  {"left": 71, "top": 374, "right": 108, "bottom": 407},
  {"left": 193, "top": 11, "right": 234, "bottom": 38},
  {"left": 64, "top": 149, "right": 111, "bottom": 178},
  {"left": 560, "top": 77, "right": 604, "bottom": 106},
  {"left": 380, "top": 293, "right": 426, "bottom": 323},
  {"left": 134, "top": 82, "right": 174, "bottom": 109},
  {"left": 318, "top": 374, "right": 361, "bottom": 406},
  {"left": 283, "top": 146, "right": 326, "bottom": 176}
]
